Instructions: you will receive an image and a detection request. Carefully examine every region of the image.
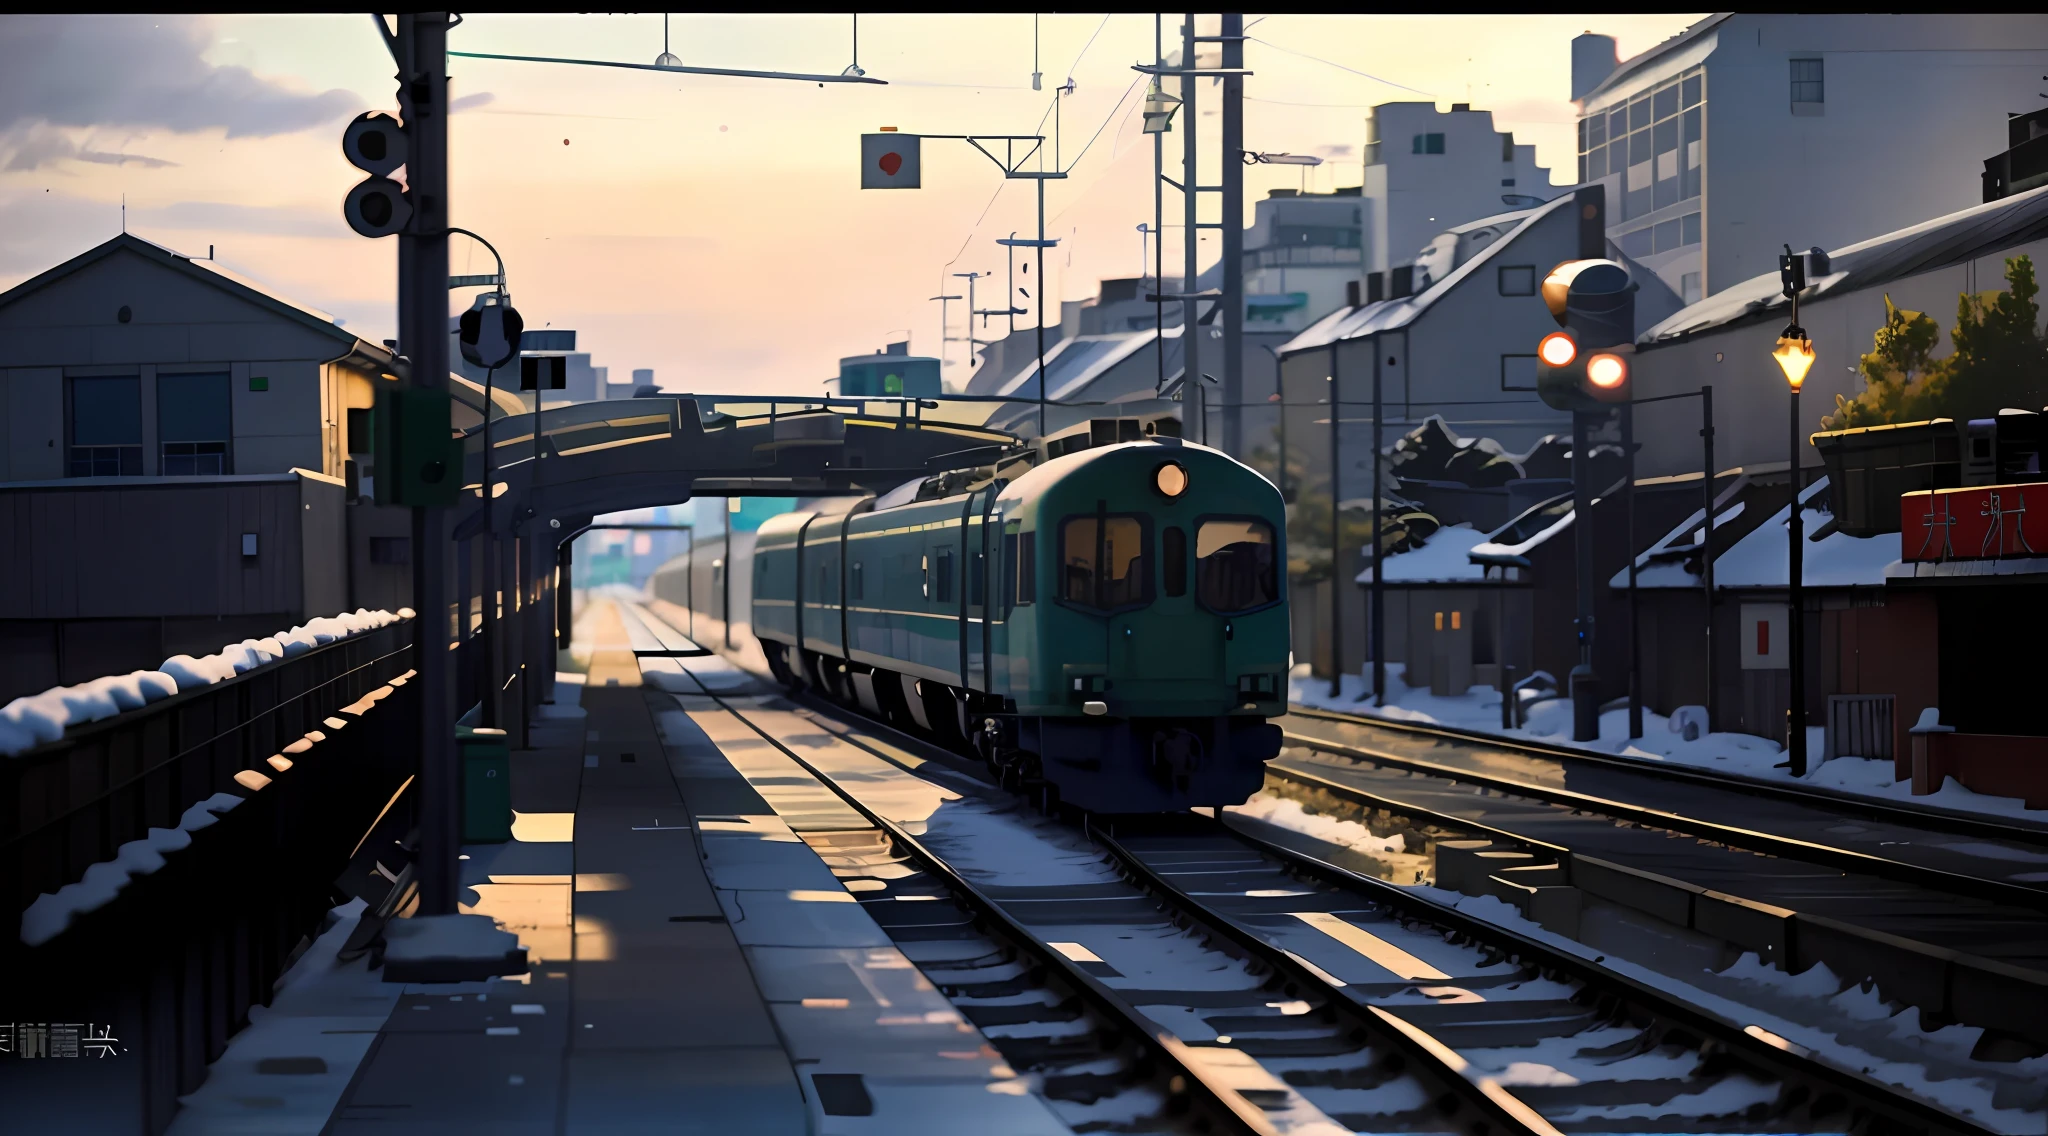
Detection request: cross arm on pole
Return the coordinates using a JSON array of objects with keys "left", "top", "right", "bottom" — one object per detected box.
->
[{"left": 1131, "top": 64, "right": 1253, "bottom": 76}]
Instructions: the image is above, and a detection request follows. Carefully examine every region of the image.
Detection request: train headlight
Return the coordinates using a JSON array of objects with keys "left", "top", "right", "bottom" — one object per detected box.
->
[{"left": 1154, "top": 461, "right": 1188, "bottom": 498}]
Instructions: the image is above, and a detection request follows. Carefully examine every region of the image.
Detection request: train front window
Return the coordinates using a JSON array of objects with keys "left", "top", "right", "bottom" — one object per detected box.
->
[
  {"left": 1196, "top": 518, "right": 1278, "bottom": 612},
  {"left": 1061, "top": 514, "right": 1148, "bottom": 610}
]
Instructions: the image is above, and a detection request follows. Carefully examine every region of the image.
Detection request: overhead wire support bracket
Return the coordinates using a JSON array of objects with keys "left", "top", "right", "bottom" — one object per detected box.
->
[
  {"left": 916, "top": 134, "right": 1060, "bottom": 178},
  {"left": 448, "top": 49, "right": 887, "bottom": 85},
  {"left": 1159, "top": 175, "right": 1222, "bottom": 193},
  {"left": 1131, "top": 64, "right": 1254, "bottom": 77},
  {"left": 996, "top": 237, "right": 1060, "bottom": 247}
]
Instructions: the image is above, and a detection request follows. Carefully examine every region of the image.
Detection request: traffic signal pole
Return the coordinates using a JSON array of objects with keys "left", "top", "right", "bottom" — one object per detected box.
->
[
  {"left": 1220, "top": 13, "right": 1244, "bottom": 457},
  {"left": 1569, "top": 409, "right": 1601, "bottom": 741},
  {"left": 395, "top": 12, "right": 459, "bottom": 917},
  {"left": 1181, "top": 13, "right": 1199, "bottom": 442}
]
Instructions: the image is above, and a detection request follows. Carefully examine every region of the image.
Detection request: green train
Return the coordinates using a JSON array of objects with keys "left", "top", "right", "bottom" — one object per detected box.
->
[{"left": 752, "top": 417, "right": 1289, "bottom": 813}]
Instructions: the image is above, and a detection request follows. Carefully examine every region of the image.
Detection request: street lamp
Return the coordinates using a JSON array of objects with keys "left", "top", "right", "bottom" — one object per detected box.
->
[{"left": 1773, "top": 246, "right": 1817, "bottom": 776}]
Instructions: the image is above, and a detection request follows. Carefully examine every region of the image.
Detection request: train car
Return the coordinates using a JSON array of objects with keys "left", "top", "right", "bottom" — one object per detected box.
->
[{"left": 752, "top": 416, "right": 1288, "bottom": 813}]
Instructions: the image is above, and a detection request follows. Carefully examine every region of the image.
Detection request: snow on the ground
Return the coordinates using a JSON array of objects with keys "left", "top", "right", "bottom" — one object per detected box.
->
[
  {"left": 1434, "top": 891, "right": 2048, "bottom": 1132},
  {"left": 0, "top": 608, "right": 413, "bottom": 757},
  {"left": 20, "top": 792, "right": 244, "bottom": 946},
  {"left": 164, "top": 899, "right": 408, "bottom": 1136},
  {"left": 1290, "top": 667, "right": 2048, "bottom": 822},
  {"left": 1232, "top": 793, "right": 1406, "bottom": 857}
]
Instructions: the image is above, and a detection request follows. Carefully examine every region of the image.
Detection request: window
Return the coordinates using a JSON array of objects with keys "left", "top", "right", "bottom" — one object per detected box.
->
[
  {"left": 369, "top": 537, "right": 410, "bottom": 565},
  {"left": 1497, "top": 265, "right": 1536, "bottom": 296},
  {"left": 158, "top": 371, "right": 231, "bottom": 476},
  {"left": 1619, "top": 228, "right": 1653, "bottom": 259},
  {"left": 1791, "top": 58, "right": 1824, "bottom": 105},
  {"left": 1681, "top": 211, "right": 1702, "bottom": 247},
  {"left": 1060, "top": 515, "right": 1148, "bottom": 610},
  {"left": 1016, "top": 531, "right": 1035, "bottom": 605},
  {"left": 1411, "top": 132, "right": 1444, "bottom": 155},
  {"left": 1581, "top": 66, "right": 1704, "bottom": 222},
  {"left": 347, "top": 407, "right": 373, "bottom": 455},
  {"left": 1652, "top": 219, "right": 1680, "bottom": 254},
  {"left": 1195, "top": 518, "right": 1278, "bottom": 613},
  {"left": 68, "top": 376, "right": 142, "bottom": 477},
  {"left": 934, "top": 547, "right": 954, "bottom": 603},
  {"left": 1163, "top": 526, "right": 1188, "bottom": 596},
  {"left": 1681, "top": 272, "right": 1703, "bottom": 306},
  {"left": 1499, "top": 133, "right": 1513, "bottom": 162},
  {"left": 1500, "top": 354, "right": 1539, "bottom": 392},
  {"left": 970, "top": 551, "right": 985, "bottom": 606},
  {"left": 851, "top": 561, "right": 864, "bottom": 601}
]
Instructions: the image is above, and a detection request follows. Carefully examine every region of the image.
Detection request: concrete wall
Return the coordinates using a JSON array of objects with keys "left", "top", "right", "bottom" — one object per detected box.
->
[{"left": 0, "top": 470, "right": 362, "bottom": 701}]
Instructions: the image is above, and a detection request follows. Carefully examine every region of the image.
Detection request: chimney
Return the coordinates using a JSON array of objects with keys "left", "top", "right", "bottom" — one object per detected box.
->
[
  {"left": 1366, "top": 272, "right": 1386, "bottom": 303},
  {"left": 1346, "top": 280, "right": 1361, "bottom": 308},
  {"left": 1388, "top": 265, "right": 1414, "bottom": 299},
  {"left": 885, "top": 340, "right": 909, "bottom": 356},
  {"left": 1572, "top": 33, "right": 1619, "bottom": 101}
]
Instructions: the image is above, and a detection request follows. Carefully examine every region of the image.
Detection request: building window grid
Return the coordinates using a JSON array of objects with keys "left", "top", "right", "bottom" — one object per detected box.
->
[
  {"left": 1790, "top": 58, "right": 1824, "bottom": 105},
  {"left": 1577, "top": 66, "right": 1703, "bottom": 223}
]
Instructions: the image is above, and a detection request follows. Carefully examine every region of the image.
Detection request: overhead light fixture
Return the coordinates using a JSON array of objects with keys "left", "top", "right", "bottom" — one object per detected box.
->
[{"left": 1141, "top": 82, "right": 1181, "bottom": 135}]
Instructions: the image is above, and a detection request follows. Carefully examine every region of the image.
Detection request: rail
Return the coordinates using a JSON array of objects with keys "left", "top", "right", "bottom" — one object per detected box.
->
[
  {"left": 1277, "top": 726, "right": 2048, "bottom": 913},
  {"left": 1286, "top": 704, "right": 2048, "bottom": 845}
]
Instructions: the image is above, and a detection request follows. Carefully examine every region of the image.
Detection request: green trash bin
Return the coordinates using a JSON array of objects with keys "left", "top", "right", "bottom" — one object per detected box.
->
[{"left": 459, "top": 726, "right": 513, "bottom": 843}]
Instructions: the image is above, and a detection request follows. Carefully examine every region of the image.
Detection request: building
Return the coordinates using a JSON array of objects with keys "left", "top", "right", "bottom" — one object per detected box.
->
[
  {"left": 448, "top": 322, "right": 627, "bottom": 406},
  {"left": 1241, "top": 187, "right": 1366, "bottom": 335},
  {"left": 1571, "top": 14, "right": 2048, "bottom": 303},
  {"left": 1277, "top": 187, "right": 1681, "bottom": 473},
  {"left": 1363, "top": 102, "right": 1562, "bottom": 279},
  {"left": 835, "top": 341, "right": 940, "bottom": 397},
  {"left": 0, "top": 233, "right": 530, "bottom": 701},
  {"left": 1631, "top": 184, "right": 2048, "bottom": 478}
]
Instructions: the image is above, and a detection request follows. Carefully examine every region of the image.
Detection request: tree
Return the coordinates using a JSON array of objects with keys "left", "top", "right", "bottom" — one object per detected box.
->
[
  {"left": 1821, "top": 295, "right": 1943, "bottom": 429},
  {"left": 1821, "top": 255, "right": 2047, "bottom": 430}
]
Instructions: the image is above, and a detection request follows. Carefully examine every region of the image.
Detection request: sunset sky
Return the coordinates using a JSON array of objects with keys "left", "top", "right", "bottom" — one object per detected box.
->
[{"left": 0, "top": 13, "right": 1701, "bottom": 394}]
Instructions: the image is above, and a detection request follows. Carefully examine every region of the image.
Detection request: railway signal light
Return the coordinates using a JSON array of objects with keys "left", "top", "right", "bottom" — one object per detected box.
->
[
  {"left": 1535, "top": 259, "right": 1637, "bottom": 412},
  {"left": 861, "top": 130, "right": 921, "bottom": 189},
  {"left": 341, "top": 111, "right": 412, "bottom": 238}
]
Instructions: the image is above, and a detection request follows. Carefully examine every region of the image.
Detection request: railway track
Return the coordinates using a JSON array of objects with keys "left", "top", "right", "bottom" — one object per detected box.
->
[
  {"left": 626, "top": 607, "right": 2013, "bottom": 1134},
  {"left": 1268, "top": 714, "right": 2048, "bottom": 984}
]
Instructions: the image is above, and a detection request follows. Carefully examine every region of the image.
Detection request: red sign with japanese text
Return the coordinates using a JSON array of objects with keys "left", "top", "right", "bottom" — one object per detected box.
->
[{"left": 1901, "top": 483, "right": 2048, "bottom": 561}]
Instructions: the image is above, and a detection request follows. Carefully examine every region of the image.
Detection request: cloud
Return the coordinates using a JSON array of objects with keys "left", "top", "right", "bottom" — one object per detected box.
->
[
  {"left": 450, "top": 91, "right": 495, "bottom": 112},
  {"left": 0, "top": 122, "right": 178, "bottom": 171},
  {"left": 0, "top": 15, "right": 361, "bottom": 168},
  {"left": 134, "top": 200, "right": 347, "bottom": 238}
]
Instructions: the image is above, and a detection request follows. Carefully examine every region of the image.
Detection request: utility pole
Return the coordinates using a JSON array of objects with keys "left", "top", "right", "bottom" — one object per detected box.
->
[
  {"left": 1328, "top": 347, "right": 1341, "bottom": 700},
  {"left": 1181, "top": 13, "right": 1200, "bottom": 443},
  {"left": 1220, "top": 12, "right": 1245, "bottom": 457},
  {"left": 929, "top": 292, "right": 962, "bottom": 382},
  {"left": 1370, "top": 340, "right": 1385, "bottom": 705},
  {"left": 396, "top": 12, "right": 457, "bottom": 917},
  {"left": 1153, "top": 16, "right": 1165, "bottom": 396}
]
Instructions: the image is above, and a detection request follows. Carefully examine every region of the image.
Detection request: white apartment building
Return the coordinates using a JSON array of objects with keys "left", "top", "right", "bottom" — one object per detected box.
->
[
  {"left": 1363, "top": 103, "right": 1562, "bottom": 279},
  {"left": 1572, "top": 13, "right": 2048, "bottom": 304}
]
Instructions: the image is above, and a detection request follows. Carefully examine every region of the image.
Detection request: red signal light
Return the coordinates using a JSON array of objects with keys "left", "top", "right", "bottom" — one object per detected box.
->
[{"left": 1538, "top": 331, "right": 1577, "bottom": 367}]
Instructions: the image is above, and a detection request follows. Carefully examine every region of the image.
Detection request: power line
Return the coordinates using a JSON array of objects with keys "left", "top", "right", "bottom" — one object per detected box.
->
[
  {"left": 1063, "top": 73, "right": 1142, "bottom": 173},
  {"left": 1248, "top": 35, "right": 1434, "bottom": 96}
]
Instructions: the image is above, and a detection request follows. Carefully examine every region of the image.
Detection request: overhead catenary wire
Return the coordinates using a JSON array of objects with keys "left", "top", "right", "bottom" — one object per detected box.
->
[{"left": 1248, "top": 34, "right": 1434, "bottom": 96}]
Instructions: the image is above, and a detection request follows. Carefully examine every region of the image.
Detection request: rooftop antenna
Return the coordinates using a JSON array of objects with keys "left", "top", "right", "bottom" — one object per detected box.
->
[{"left": 121, "top": 194, "right": 126, "bottom": 233}]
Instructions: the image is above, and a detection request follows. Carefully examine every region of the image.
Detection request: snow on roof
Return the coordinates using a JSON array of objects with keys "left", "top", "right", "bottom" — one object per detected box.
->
[
  {"left": 1280, "top": 196, "right": 1573, "bottom": 357},
  {"left": 1640, "top": 184, "right": 2048, "bottom": 348},
  {"left": 1472, "top": 510, "right": 1573, "bottom": 563},
  {"left": 1610, "top": 499, "right": 1748, "bottom": 589},
  {"left": 995, "top": 325, "right": 1180, "bottom": 404},
  {"left": 1710, "top": 477, "right": 1900, "bottom": 588},
  {"left": 1356, "top": 523, "right": 1492, "bottom": 584}
]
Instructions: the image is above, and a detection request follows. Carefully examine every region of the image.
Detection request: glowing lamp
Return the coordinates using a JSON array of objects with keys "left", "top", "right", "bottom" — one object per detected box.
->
[
  {"left": 1537, "top": 331, "right": 1577, "bottom": 367},
  {"left": 1773, "top": 327, "right": 1816, "bottom": 390}
]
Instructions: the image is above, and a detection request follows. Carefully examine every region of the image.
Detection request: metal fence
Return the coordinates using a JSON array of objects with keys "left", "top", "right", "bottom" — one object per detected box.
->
[
  {"left": 2, "top": 620, "right": 415, "bottom": 941},
  {"left": 1825, "top": 693, "right": 1896, "bottom": 762}
]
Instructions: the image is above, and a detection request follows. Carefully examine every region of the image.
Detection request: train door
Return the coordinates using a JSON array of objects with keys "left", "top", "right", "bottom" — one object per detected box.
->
[{"left": 1145, "top": 518, "right": 1223, "bottom": 683}]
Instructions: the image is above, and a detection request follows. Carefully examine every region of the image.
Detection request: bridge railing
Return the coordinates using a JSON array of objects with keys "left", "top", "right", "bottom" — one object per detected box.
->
[{"left": 1, "top": 619, "right": 415, "bottom": 941}]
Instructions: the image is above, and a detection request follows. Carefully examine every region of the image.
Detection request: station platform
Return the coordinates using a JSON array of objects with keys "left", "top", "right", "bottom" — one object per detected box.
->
[{"left": 168, "top": 599, "right": 1063, "bottom": 1135}]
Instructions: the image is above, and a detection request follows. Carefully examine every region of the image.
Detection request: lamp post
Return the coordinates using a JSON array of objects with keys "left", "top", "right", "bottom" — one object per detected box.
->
[{"left": 1772, "top": 272, "right": 1817, "bottom": 776}]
